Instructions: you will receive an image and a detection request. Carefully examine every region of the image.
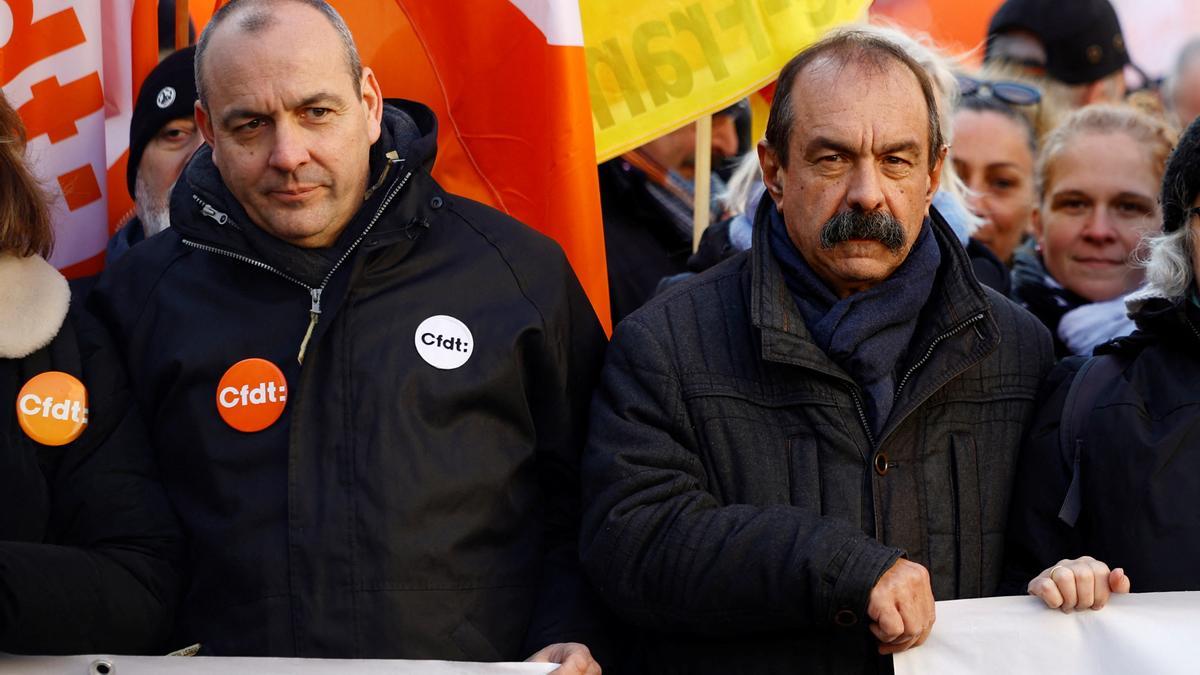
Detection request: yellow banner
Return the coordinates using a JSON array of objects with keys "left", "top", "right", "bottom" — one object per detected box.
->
[{"left": 582, "top": 0, "right": 871, "bottom": 162}]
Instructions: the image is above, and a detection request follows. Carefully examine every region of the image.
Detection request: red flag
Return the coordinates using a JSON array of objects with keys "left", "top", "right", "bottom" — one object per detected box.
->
[
  {"left": 1, "top": 0, "right": 158, "bottom": 277},
  {"left": 346, "top": 1, "right": 611, "bottom": 331}
]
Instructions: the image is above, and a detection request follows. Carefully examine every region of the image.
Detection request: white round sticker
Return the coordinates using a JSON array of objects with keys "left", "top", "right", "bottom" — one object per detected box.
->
[
  {"left": 414, "top": 315, "right": 473, "bottom": 370},
  {"left": 156, "top": 86, "right": 177, "bottom": 109}
]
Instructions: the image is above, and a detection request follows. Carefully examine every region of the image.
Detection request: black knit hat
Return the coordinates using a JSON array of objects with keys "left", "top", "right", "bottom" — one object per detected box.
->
[
  {"left": 1161, "top": 117, "right": 1200, "bottom": 233},
  {"left": 127, "top": 46, "right": 197, "bottom": 197},
  {"left": 986, "top": 0, "right": 1130, "bottom": 86}
]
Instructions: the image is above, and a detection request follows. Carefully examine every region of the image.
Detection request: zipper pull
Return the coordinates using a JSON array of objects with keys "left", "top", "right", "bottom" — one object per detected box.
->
[
  {"left": 363, "top": 151, "right": 404, "bottom": 201},
  {"left": 297, "top": 287, "right": 322, "bottom": 365},
  {"left": 200, "top": 203, "right": 229, "bottom": 225}
]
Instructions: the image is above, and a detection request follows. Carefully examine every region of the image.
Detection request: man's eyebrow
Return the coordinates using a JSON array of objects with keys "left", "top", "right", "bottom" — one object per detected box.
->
[
  {"left": 878, "top": 140, "right": 921, "bottom": 156},
  {"left": 221, "top": 107, "right": 265, "bottom": 129},
  {"left": 804, "top": 136, "right": 857, "bottom": 157},
  {"left": 219, "top": 93, "right": 348, "bottom": 129},
  {"left": 295, "top": 92, "right": 347, "bottom": 109}
]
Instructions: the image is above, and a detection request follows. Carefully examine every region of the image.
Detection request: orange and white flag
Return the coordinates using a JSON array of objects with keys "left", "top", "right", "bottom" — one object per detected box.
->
[
  {"left": 1, "top": 0, "right": 157, "bottom": 277},
  {"left": 326, "top": 0, "right": 612, "bottom": 331}
]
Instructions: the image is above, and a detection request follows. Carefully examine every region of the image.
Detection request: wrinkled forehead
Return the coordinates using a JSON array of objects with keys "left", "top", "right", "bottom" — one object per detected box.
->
[{"left": 790, "top": 57, "right": 931, "bottom": 148}]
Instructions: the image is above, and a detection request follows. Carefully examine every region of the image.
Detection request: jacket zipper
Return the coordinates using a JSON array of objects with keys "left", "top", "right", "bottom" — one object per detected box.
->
[
  {"left": 181, "top": 157, "right": 411, "bottom": 365},
  {"left": 1183, "top": 312, "right": 1200, "bottom": 345},
  {"left": 848, "top": 311, "right": 985, "bottom": 541},
  {"left": 847, "top": 387, "right": 875, "bottom": 449},
  {"left": 892, "top": 312, "right": 987, "bottom": 401}
]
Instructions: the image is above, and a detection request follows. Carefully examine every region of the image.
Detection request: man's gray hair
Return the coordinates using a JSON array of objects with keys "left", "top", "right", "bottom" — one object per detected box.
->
[{"left": 194, "top": 0, "right": 363, "bottom": 108}]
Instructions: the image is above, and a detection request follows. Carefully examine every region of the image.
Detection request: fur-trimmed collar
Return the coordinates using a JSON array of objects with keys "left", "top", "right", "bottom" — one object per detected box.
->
[{"left": 0, "top": 252, "right": 70, "bottom": 359}]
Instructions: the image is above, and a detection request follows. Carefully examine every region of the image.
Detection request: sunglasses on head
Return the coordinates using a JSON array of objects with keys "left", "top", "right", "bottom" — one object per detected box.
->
[{"left": 956, "top": 75, "right": 1042, "bottom": 106}]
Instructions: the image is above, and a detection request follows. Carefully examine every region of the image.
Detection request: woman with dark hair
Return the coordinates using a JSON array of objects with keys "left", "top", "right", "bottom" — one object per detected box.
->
[
  {"left": 0, "top": 92, "right": 180, "bottom": 653},
  {"left": 1004, "top": 115, "right": 1200, "bottom": 609}
]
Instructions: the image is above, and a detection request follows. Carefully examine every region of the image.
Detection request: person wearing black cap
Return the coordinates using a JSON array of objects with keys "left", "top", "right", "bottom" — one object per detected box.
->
[
  {"left": 1003, "top": 115, "right": 1200, "bottom": 609},
  {"left": 985, "top": 0, "right": 1130, "bottom": 108},
  {"left": 107, "top": 45, "right": 202, "bottom": 265}
]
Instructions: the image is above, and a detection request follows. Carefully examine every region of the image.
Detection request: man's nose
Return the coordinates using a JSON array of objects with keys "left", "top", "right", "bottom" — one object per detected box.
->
[
  {"left": 711, "top": 116, "right": 740, "bottom": 161},
  {"left": 268, "top": 120, "right": 311, "bottom": 173},
  {"left": 845, "top": 161, "right": 885, "bottom": 213}
]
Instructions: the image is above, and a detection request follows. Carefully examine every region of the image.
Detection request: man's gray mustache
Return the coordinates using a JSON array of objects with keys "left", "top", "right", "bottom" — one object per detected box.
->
[{"left": 819, "top": 210, "right": 906, "bottom": 252}]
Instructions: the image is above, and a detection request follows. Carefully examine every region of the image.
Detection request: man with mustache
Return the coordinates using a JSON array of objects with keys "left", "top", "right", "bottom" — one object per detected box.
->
[
  {"left": 579, "top": 29, "right": 1054, "bottom": 673},
  {"left": 87, "top": 1, "right": 605, "bottom": 671}
]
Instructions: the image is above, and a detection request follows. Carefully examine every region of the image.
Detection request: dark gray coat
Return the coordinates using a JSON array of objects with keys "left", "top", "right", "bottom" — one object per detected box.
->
[{"left": 580, "top": 207, "right": 1054, "bottom": 673}]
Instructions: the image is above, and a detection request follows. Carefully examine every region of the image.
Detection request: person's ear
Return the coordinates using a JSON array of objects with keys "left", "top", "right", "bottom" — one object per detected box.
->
[
  {"left": 195, "top": 101, "right": 215, "bottom": 146},
  {"left": 758, "top": 140, "right": 785, "bottom": 209},
  {"left": 361, "top": 67, "right": 384, "bottom": 144},
  {"left": 926, "top": 144, "right": 948, "bottom": 204},
  {"left": 1031, "top": 203, "right": 1044, "bottom": 247}
]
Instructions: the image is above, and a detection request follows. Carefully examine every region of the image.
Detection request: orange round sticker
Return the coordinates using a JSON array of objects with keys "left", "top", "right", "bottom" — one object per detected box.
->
[
  {"left": 216, "top": 358, "right": 288, "bottom": 433},
  {"left": 17, "top": 371, "right": 89, "bottom": 446}
]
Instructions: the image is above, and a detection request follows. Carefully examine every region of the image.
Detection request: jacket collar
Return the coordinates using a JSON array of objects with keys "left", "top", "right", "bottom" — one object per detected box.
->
[
  {"left": 0, "top": 252, "right": 69, "bottom": 359},
  {"left": 750, "top": 200, "right": 1000, "bottom": 433},
  {"left": 1101, "top": 290, "right": 1200, "bottom": 354},
  {"left": 749, "top": 196, "right": 850, "bottom": 382}
]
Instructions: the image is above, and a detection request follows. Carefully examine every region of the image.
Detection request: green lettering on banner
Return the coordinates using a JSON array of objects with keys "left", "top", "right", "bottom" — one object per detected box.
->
[
  {"left": 670, "top": 4, "right": 729, "bottom": 82},
  {"left": 633, "top": 21, "right": 693, "bottom": 106},
  {"left": 763, "top": 0, "right": 791, "bottom": 14},
  {"left": 715, "top": 0, "right": 770, "bottom": 60},
  {"left": 583, "top": 0, "right": 871, "bottom": 160},
  {"left": 807, "top": 0, "right": 838, "bottom": 25},
  {"left": 587, "top": 38, "right": 646, "bottom": 129}
]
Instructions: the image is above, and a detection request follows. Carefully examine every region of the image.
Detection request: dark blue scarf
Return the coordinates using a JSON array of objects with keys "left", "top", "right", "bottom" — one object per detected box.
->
[{"left": 768, "top": 207, "right": 941, "bottom": 434}]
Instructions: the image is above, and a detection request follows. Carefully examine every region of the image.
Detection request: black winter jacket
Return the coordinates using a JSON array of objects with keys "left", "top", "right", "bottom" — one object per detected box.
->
[
  {"left": 580, "top": 205, "right": 1054, "bottom": 673},
  {"left": 1009, "top": 243, "right": 1088, "bottom": 358},
  {"left": 1004, "top": 295, "right": 1200, "bottom": 592},
  {"left": 0, "top": 256, "right": 180, "bottom": 654},
  {"left": 89, "top": 101, "right": 608, "bottom": 659},
  {"left": 599, "top": 158, "right": 692, "bottom": 325}
]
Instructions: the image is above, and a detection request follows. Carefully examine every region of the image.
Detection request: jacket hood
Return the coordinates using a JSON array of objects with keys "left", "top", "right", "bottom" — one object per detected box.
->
[
  {"left": 1099, "top": 290, "right": 1200, "bottom": 355},
  {"left": 168, "top": 99, "right": 436, "bottom": 287}
]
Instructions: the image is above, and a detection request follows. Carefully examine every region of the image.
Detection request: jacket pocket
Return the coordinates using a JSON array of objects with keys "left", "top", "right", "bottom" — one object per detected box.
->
[{"left": 950, "top": 433, "right": 983, "bottom": 598}]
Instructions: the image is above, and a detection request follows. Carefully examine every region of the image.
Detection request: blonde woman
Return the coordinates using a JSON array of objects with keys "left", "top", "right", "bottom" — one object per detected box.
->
[
  {"left": 1011, "top": 104, "right": 1178, "bottom": 356},
  {"left": 1006, "top": 116, "right": 1200, "bottom": 608}
]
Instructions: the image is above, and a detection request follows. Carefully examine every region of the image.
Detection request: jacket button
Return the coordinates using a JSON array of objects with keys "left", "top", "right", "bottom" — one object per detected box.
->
[
  {"left": 834, "top": 609, "right": 858, "bottom": 627},
  {"left": 873, "top": 453, "right": 889, "bottom": 476},
  {"left": 430, "top": 196, "right": 444, "bottom": 209}
]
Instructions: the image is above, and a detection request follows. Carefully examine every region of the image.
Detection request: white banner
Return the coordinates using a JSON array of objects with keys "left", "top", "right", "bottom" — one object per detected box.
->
[
  {"left": 894, "top": 592, "right": 1200, "bottom": 675},
  {"left": 0, "top": 655, "right": 555, "bottom": 675}
]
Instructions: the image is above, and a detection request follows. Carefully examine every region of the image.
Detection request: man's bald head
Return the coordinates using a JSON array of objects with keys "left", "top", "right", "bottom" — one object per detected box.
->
[{"left": 194, "top": 0, "right": 362, "bottom": 109}]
